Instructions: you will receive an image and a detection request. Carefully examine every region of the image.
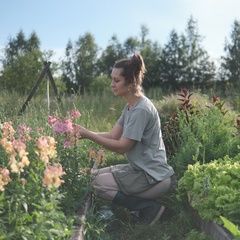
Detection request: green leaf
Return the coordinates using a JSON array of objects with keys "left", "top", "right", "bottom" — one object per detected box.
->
[{"left": 220, "top": 216, "right": 240, "bottom": 237}]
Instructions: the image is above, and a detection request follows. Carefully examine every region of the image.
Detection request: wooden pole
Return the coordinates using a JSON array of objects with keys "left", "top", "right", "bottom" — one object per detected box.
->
[{"left": 18, "top": 62, "right": 51, "bottom": 115}]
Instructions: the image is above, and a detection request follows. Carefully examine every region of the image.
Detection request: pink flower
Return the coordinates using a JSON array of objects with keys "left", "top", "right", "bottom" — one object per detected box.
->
[
  {"left": 70, "top": 109, "right": 81, "bottom": 119},
  {"left": 53, "top": 118, "right": 73, "bottom": 134},
  {"left": 48, "top": 116, "right": 59, "bottom": 126},
  {"left": 212, "top": 95, "right": 219, "bottom": 103},
  {"left": 0, "top": 168, "right": 10, "bottom": 175},
  {"left": 48, "top": 111, "right": 82, "bottom": 148},
  {"left": 63, "top": 139, "right": 72, "bottom": 148},
  {"left": 97, "top": 149, "right": 104, "bottom": 156},
  {"left": 17, "top": 124, "right": 32, "bottom": 135},
  {"left": 35, "top": 136, "right": 48, "bottom": 149},
  {"left": 12, "top": 139, "right": 27, "bottom": 152}
]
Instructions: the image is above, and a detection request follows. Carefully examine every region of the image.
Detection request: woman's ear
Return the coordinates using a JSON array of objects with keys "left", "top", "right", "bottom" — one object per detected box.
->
[{"left": 127, "top": 83, "right": 133, "bottom": 92}]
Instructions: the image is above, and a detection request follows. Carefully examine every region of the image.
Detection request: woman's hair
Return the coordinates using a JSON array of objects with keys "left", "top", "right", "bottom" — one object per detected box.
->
[{"left": 114, "top": 52, "right": 146, "bottom": 96}]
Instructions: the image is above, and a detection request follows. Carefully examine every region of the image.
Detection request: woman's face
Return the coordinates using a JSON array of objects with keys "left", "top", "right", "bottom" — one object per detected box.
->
[{"left": 110, "top": 68, "right": 129, "bottom": 97}]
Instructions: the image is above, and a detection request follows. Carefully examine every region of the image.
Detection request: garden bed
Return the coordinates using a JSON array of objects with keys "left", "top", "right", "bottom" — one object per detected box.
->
[
  {"left": 190, "top": 207, "right": 234, "bottom": 240},
  {"left": 71, "top": 194, "right": 93, "bottom": 240}
]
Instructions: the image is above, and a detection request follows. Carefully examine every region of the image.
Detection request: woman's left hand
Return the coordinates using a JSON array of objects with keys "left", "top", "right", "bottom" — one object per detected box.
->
[{"left": 74, "top": 124, "right": 89, "bottom": 139}]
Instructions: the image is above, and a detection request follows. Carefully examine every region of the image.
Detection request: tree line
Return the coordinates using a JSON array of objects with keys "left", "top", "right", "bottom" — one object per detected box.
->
[{"left": 0, "top": 16, "right": 240, "bottom": 95}]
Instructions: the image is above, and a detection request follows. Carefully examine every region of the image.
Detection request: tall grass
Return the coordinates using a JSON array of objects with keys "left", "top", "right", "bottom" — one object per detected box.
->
[{"left": 0, "top": 90, "right": 125, "bottom": 131}]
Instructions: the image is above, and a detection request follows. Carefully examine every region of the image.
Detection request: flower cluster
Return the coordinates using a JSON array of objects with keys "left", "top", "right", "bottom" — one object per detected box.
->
[
  {"left": 17, "top": 123, "right": 32, "bottom": 143},
  {"left": 70, "top": 109, "right": 81, "bottom": 118},
  {"left": 48, "top": 109, "right": 81, "bottom": 148},
  {"left": 88, "top": 146, "right": 107, "bottom": 167},
  {"left": 1, "top": 121, "right": 15, "bottom": 140},
  {"left": 35, "top": 136, "right": 57, "bottom": 164},
  {"left": 43, "top": 164, "right": 65, "bottom": 189},
  {"left": 0, "top": 132, "right": 30, "bottom": 173},
  {"left": 0, "top": 121, "right": 64, "bottom": 191},
  {"left": 0, "top": 168, "right": 11, "bottom": 191}
]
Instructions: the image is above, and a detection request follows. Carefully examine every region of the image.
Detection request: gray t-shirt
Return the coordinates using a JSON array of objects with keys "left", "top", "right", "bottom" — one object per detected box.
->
[{"left": 117, "top": 96, "right": 174, "bottom": 181}]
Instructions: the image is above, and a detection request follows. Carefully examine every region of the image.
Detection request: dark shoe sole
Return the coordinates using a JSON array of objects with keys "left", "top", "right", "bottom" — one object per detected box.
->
[{"left": 150, "top": 205, "right": 165, "bottom": 226}]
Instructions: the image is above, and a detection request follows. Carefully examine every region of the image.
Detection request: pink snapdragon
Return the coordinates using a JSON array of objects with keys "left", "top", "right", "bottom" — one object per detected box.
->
[
  {"left": 63, "top": 139, "right": 72, "bottom": 148},
  {"left": 70, "top": 109, "right": 81, "bottom": 119},
  {"left": 48, "top": 110, "right": 82, "bottom": 148},
  {"left": 17, "top": 124, "right": 32, "bottom": 142},
  {"left": 53, "top": 118, "right": 73, "bottom": 134},
  {"left": 48, "top": 116, "right": 59, "bottom": 126}
]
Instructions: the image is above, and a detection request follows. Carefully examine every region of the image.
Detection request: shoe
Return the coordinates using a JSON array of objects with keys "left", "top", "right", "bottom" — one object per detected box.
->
[
  {"left": 113, "top": 191, "right": 165, "bottom": 225},
  {"left": 149, "top": 204, "right": 165, "bottom": 225}
]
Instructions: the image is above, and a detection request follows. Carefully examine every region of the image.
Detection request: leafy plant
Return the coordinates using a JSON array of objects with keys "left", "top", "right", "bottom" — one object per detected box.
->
[{"left": 177, "top": 154, "right": 240, "bottom": 225}]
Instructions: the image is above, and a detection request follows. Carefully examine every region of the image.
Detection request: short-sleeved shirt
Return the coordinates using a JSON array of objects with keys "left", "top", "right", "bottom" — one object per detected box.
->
[{"left": 117, "top": 96, "right": 174, "bottom": 181}]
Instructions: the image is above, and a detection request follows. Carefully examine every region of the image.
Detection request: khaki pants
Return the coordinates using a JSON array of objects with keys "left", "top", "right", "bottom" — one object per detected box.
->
[{"left": 91, "top": 166, "right": 175, "bottom": 201}]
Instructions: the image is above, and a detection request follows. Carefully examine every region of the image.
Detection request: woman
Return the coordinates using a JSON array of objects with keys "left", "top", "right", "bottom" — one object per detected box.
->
[{"left": 78, "top": 53, "right": 177, "bottom": 225}]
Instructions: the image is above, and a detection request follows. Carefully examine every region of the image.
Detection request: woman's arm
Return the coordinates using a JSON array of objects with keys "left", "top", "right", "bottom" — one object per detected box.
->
[
  {"left": 95, "top": 124, "right": 121, "bottom": 139},
  {"left": 77, "top": 123, "right": 136, "bottom": 154}
]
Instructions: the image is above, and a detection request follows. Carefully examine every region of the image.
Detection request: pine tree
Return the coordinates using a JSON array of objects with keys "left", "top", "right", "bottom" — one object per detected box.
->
[{"left": 220, "top": 19, "right": 240, "bottom": 87}]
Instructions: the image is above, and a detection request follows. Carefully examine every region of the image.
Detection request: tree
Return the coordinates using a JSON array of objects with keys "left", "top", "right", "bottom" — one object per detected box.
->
[
  {"left": 1, "top": 30, "right": 41, "bottom": 67},
  {"left": 183, "top": 16, "right": 215, "bottom": 85},
  {"left": 159, "top": 30, "right": 183, "bottom": 88},
  {"left": 0, "top": 51, "right": 44, "bottom": 94},
  {"left": 61, "top": 40, "right": 78, "bottom": 92},
  {"left": 138, "top": 25, "right": 162, "bottom": 90},
  {"left": 0, "top": 30, "right": 49, "bottom": 94},
  {"left": 220, "top": 19, "right": 240, "bottom": 86},
  {"left": 61, "top": 33, "right": 99, "bottom": 94},
  {"left": 123, "top": 36, "right": 140, "bottom": 57},
  {"left": 159, "top": 16, "right": 216, "bottom": 90},
  {"left": 97, "top": 35, "right": 125, "bottom": 77}
]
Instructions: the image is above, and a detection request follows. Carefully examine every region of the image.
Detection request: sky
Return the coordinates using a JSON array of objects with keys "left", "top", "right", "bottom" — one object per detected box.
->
[{"left": 0, "top": 0, "right": 240, "bottom": 64}]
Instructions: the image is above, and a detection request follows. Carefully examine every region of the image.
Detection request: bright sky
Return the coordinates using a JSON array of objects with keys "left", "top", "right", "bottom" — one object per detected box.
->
[{"left": 0, "top": 0, "right": 240, "bottom": 63}]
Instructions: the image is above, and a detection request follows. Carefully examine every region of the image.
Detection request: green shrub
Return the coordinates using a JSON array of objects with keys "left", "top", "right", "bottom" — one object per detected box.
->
[
  {"left": 158, "top": 89, "right": 240, "bottom": 178},
  {"left": 171, "top": 107, "right": 240, "bottom": 176}
]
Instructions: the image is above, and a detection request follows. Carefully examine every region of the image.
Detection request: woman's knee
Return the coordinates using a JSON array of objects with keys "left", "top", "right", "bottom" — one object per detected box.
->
[
  {"left": 91, "top": 172, "right": 116, "bottom": 189},
  {"left": 90, "top": 173, "right": 119, "bottom": 201},
  {"left": 91, "top": 166, "right": 112, "bottom": 175},
  {"left": 91, "top": 174, "right": 101, "bottom": 190}
]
